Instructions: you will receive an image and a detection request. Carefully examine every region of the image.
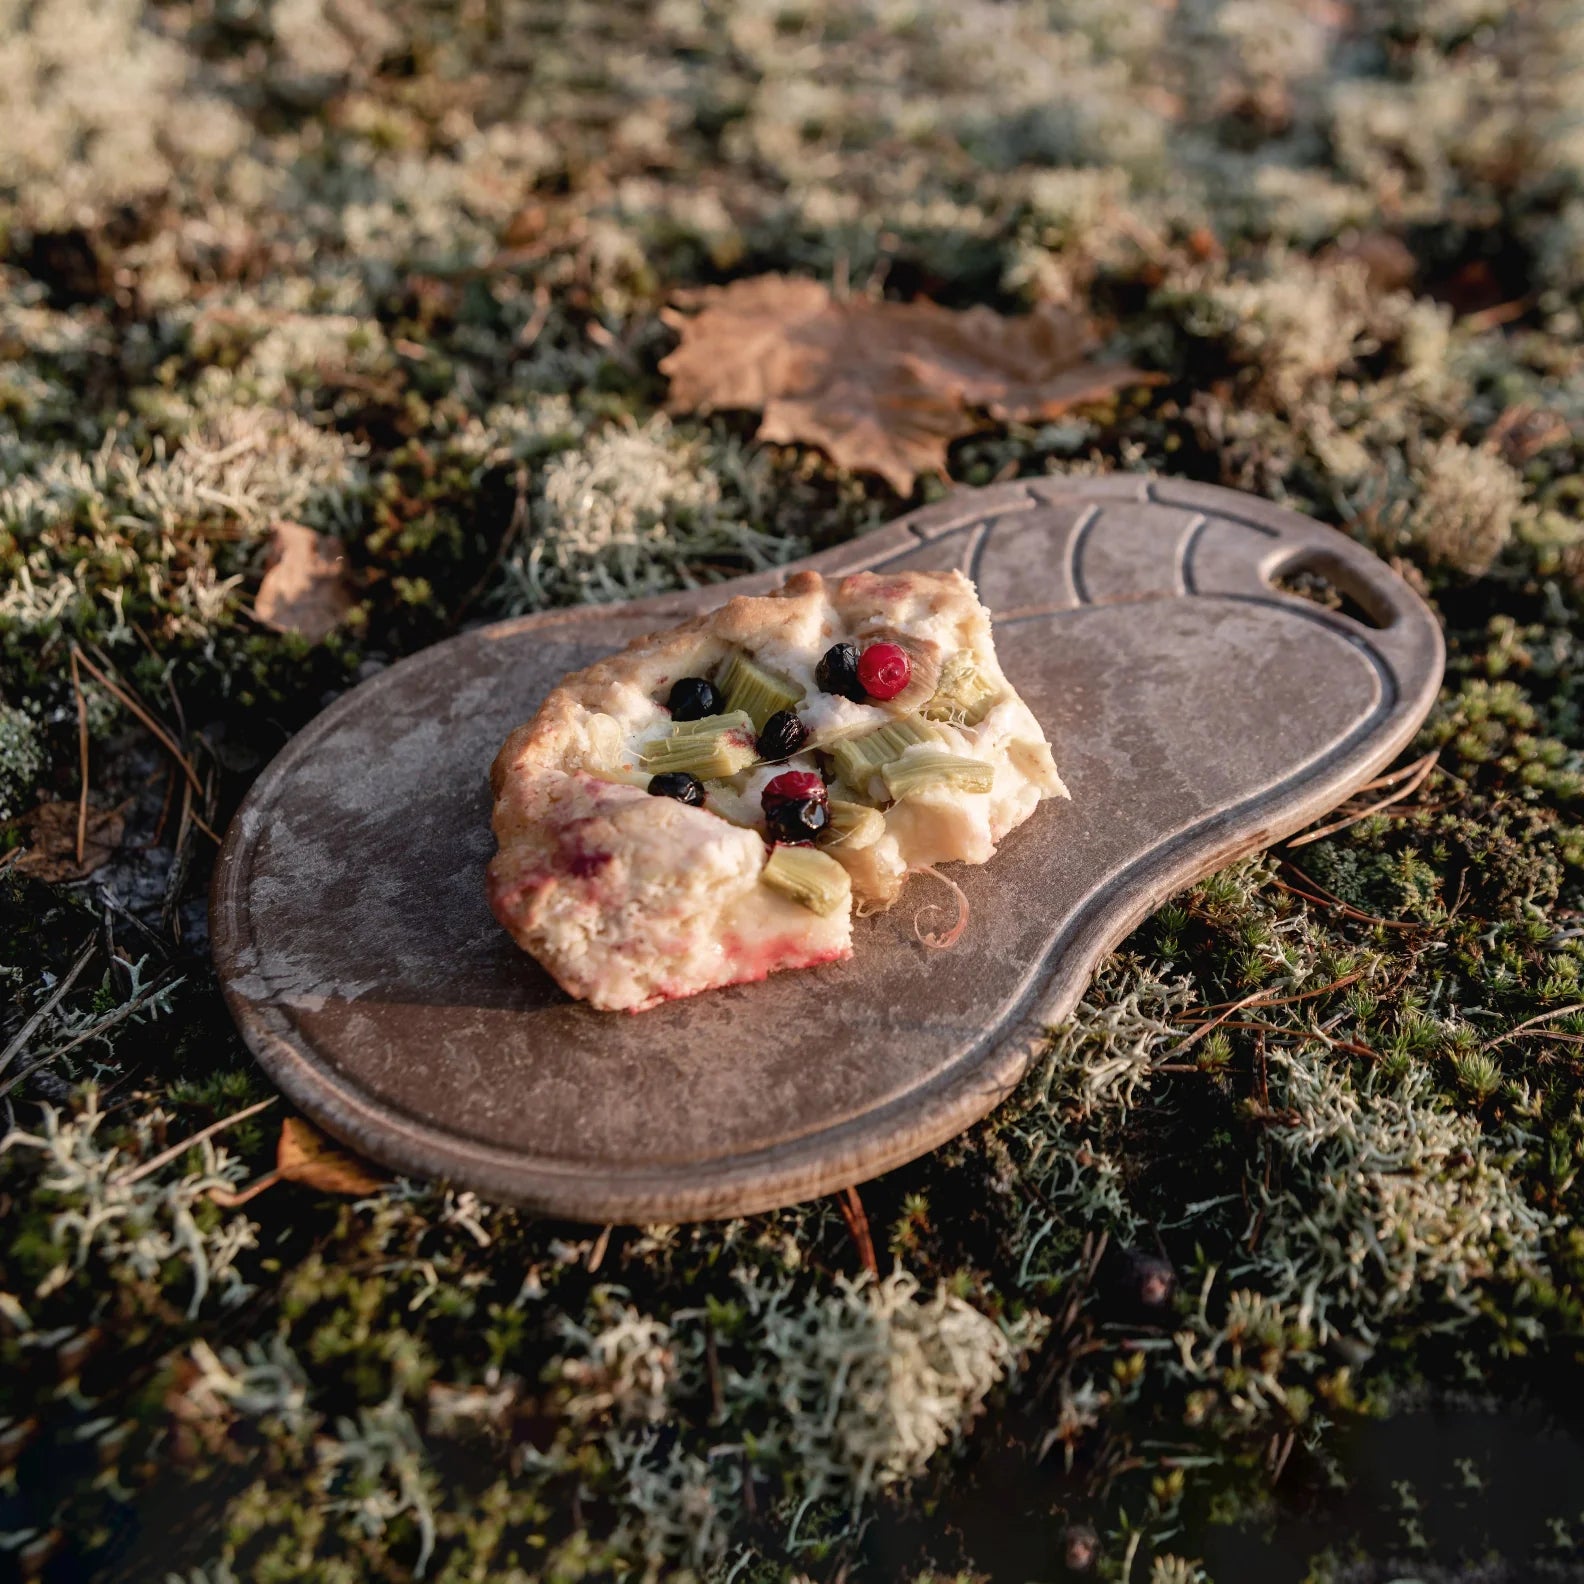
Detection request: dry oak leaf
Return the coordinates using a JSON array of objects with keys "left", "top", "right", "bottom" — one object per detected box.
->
[
  {"left": 660, "top": 275, "right": 1160, "bottom": 493},
  {"left": 13, "top": 801, "right": 125, "bottom": 882},
  {"left": 255, "top": 521, "right": 352, "bottom": 642},
  {"left": 206, "top": 1115, "right": 387, "bottom": 1207},
  {"left": 276, "top": 1115, "right": 387, "bottom": 1195}
]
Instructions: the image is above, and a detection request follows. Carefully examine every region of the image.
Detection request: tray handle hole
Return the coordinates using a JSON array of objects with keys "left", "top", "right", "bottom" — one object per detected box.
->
[{"left": 1269, "top": 553, "right": 1390, "bottom": 631}]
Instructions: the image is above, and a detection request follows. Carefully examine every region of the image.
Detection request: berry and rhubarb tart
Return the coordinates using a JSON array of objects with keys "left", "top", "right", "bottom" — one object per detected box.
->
[{"left": 486, "top": 570, "right": 1067, "bottom": 1010}]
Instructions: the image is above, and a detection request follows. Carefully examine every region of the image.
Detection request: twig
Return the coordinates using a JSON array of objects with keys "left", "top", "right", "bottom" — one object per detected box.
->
[
  {"left": 0, "top": 971, "right": 181, "bottom": 1101},
  {"left": 838, "top": 1185, "right": 879, "bottom": 1278},
  {"left": 114, "top": 1096, "right": 277, "bottom": 1186},
  {"left": 1269, "top": 1429, "right": 1295, "bottom": 1485},
  {"left": 142, "top": 762, "right": 178, "bottom": 851},
  {"left": 1161, "top": 987, "right": 1274, "bottom": 1061},
  {"left": 1462, "top": 296, "right": 1531, "bottom": 332},
  {"left": 0, "top": 938, "right": 97, "bottom": 1082},
  {"left": 1182, "top": 970, "right": 1366, "bottom": 1020},
  {"left": 455, "top": 462, "right": 530, "bottom": 621},
  {"left": 586, "top": 1224, "right": 612, "bottom": 1273},
  {"left": 1350, "top": 751, "right": 1441, "bottom": 797},
  {"left": 123, "top": 630, "right": 190, "bottom": 746},
  {"left": 72, "top": 647, "right": 200, "bottom": 796},
  {"left": 1481, "top": 1003, "right": 1584, "bottom": 1053},
  {"left": 1201, "top": 1017, "right": 1375, "bottom": 1057},
  {"left": 163, "top": 778, "right": 195, "bottom": 945},
  {"left": 517, "top": 283, "right": 552, "bottom": 350},
  {"left": 1287, "top": 750, "right": 1440, "bottom": 848},
  {"left": 704, "top": 1318, "right": 726, "bottom": 1424},
  {"left": 69, "top": 649, "right": 90, "bottom": 866},
  {"left": 1273, "top": 864, "right": 1422, "bottom": 931},
  {"left": 73, "top": 648, "right": 218, "bottom": 844},
  {"left": 207, "top": 1168, "right": 283, "bottom": 1208}
]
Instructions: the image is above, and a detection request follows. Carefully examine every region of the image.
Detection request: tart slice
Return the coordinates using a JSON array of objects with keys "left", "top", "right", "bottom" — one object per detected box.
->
[{"left": 486, "top": 569, "right": 1067, "bottom": 1011}]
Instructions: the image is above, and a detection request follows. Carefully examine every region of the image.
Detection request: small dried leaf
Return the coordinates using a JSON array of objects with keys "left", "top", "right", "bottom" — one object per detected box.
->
[
  {"left": 256, "top": 522, "right": 352, "bottom": 642},
  {"left": 13, "top": 801, "right": 125, "bottom": 882},
  {"left": 276, "top": 1116, "right": 386, "bottom": 1195},
  {"left": 1321, "top": 231, "right": 1417, "bottom": 293},
  {"left": 661, "top": 275, "right": 1160, "bottom": 493}
]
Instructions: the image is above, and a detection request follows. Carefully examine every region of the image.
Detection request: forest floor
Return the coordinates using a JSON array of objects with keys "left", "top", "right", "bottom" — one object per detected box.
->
[{"left": 4, "top": 2, "right": 1584, "bottom": 1581}]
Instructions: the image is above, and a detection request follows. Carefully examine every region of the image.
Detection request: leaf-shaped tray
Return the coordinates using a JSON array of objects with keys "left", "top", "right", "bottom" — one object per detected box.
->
[{"left": 212, "top": 478, "right": 1443, "bottom": 1222}]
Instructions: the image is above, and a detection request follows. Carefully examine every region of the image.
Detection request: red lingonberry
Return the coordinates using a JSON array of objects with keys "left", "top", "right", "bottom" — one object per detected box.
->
[
  {"left": 857, "top": 641, "right": 910, "bottom": 700},
  {"left": 762, "top": 770, "right": 826, "bottom": 810}
]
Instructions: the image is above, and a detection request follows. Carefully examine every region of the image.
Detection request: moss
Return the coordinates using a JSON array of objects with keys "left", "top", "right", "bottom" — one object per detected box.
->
[{"left": 0, "top": 700, "right": 43, "bottom": 821}]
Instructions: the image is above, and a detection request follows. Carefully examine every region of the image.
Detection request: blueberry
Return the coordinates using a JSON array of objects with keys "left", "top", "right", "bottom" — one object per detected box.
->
[
  {"left": 1110, "top": 1248, "right": 1177, "bottom": 1316},
  {"left": 756, "top": 709, "right": 809, "bottom": 761},
  {"left": 647, "top": 771, "right": 706, "bottom": 806},
  {"left": 667, "top": 676, "right": 721, "bottom": 721},
  {"left": 815, "top": 642, "right": 865, "bottom": 703},
  {"left": 1063, "top": 1524, "right": 1098, "bottom": 1574},
  {"left": 766, "top": 798, "right": 829, "bottom": 844}
]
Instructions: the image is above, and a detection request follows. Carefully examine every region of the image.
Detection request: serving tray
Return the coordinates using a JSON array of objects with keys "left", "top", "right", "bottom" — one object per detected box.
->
[{"left": 211, "top": 477, "right": 1444, "bottom": 1221}]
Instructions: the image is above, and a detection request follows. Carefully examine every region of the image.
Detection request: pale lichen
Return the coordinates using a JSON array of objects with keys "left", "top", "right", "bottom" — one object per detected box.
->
[
  {"left": 0, "top": 1089, "right": 258, "bottom": 1316},
  {"left": 739, "top": 1270, "right": 1044, "bottom": 1509}
]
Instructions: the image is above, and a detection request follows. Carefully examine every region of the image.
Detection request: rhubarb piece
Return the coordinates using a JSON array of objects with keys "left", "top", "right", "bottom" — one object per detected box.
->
[
  {"left": 717, "top": 652, "right": 803, "bottom": 730},
  {"left": 639, "top": 712, "right": 758, "bottom": 778},
  {"left": 922, "top": 651, "right": 998, "bottom": 726},
  {"left": 761, "top": 845, "right": 851, "bottom": 916},
  {"left": 823, "top": 799, "right": 886, "bottom": 850},
  {"left": 828, "top": 717, "right": 940, "bottom": 792},
  {"left": 881, "top": 751, "right": 995, "bottom": 801}
]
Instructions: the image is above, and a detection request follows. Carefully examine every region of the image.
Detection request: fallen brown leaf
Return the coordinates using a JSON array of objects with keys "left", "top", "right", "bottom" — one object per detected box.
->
[
  {"left": 255, "top": 521, "right": 352, "bottom": 642},
  {"left": 276, "top": 1115, "right": 386, "bottom": 1195},
  {"left": 660, "top": 275, "right": 1159, "bottom": 493},
  {"left": 1321, "top": 231, "right": 1417, "bottom": 293},
  {"left": 13, "top": 801, "right": 125, "bottom": 882}
]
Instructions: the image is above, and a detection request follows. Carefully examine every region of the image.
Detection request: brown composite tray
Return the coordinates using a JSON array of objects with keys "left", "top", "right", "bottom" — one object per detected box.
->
[{"left": 211, "top": 476, "right": 1444, "bottom": 1222}]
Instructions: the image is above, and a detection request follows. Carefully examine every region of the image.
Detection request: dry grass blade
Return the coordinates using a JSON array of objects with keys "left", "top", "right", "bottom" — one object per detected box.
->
[
  {"left": 0, "top": 936, "right": 97, "bottom": 1081},
  {"left": 839, "top": 1185, "right": 880, "bottom": 1277},
  {"left": 1481, "top": 1003, "right": 1584, "bottom": 1053},
  {"left": 70, "top": 649, "right": 89, "bottom": 866},
  {"left": 116, "top": 1096, "right": 278, "bottom": 1187},
  {"left": 1183, "top": 970, "right": 1367, "bottom": 1019},
  {"left": 1273, "top": 862, "right": 1423, "bottom": 931},
  {"left": 1163, "top": 987, "right": 1274, "bottom": 1060},
  {"left": 71, "top": 648, "right": 220, "bottom": 845},
  {"left": 0, "top": 967, "right": 185, "bottom": 1101},
  {"left": 1351, "top": 749, "right": 1442, "bottom": 796},
  {"left": 1287, "top": 750, "right": 1440, "bottom": 848}
]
